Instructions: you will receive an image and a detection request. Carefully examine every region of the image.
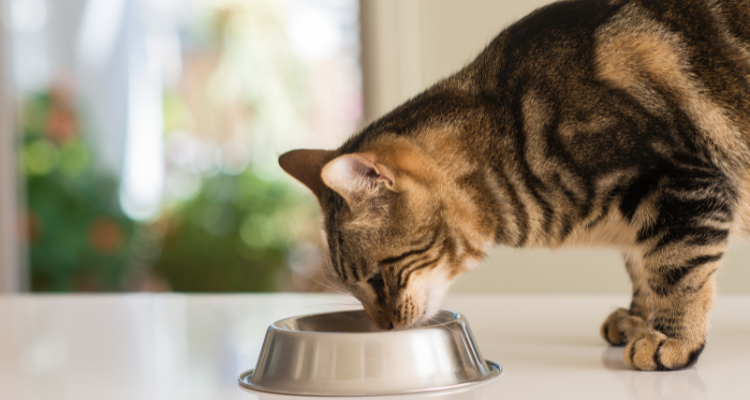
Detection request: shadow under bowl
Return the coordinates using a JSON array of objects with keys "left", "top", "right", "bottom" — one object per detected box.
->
[{"left": 238, "top": 309, "right": 502, "bottom": 397}]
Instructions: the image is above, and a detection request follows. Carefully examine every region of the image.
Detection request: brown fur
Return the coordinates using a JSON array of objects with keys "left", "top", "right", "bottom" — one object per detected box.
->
[{"left": 279, "top": 0, "right": 750, "bottom": 371}]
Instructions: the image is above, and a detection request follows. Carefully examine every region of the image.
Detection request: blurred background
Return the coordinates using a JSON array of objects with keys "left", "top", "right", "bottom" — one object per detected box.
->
[{"left": 0, "top": 0, "right": 748, "bottom": 295}]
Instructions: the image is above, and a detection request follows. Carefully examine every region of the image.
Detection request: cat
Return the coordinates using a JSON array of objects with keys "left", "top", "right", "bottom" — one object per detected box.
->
[{"left": 278, "top": 0, "right": 750, "bottom": 371}]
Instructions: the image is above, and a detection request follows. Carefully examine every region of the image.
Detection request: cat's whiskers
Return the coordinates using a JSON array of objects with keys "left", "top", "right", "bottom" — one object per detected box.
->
[{"left": 294, "top": 253, "right": 351, "bottom": 296}]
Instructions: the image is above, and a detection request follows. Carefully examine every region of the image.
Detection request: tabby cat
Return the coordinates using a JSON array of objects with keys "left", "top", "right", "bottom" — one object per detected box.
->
[{"left": 279, "top": 0, "right": 750, "bottom": 371}]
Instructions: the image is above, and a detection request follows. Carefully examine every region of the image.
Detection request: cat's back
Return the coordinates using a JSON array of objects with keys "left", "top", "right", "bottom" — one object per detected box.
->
[
  {"left": 352, "top": 0, "right": 750, "bottom": 171},
  {"left": 430, "top": 0, "right": 750, "bottom": 241},
  {"left": 468, "top": 0, "right": 750, "bottom": 98},
  {"left": 595, "top": 0, "right": 750, "bottom": 150},
  {"left": 456, "top": 0, "right": 750, "bottom": 172}
]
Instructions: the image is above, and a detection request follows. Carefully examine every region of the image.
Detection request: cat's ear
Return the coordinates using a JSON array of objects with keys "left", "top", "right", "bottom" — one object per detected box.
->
[
  {"left": 278, "top": 149, "right": 336, "bottom": 198},
  {"left": 321, "top": 153, "right": 395, "bottom": 205}
]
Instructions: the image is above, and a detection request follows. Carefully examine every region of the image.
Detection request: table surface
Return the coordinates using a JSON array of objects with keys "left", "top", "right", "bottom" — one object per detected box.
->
[{"left": 0, "top": 294, "right": 747, "bottom": 400}]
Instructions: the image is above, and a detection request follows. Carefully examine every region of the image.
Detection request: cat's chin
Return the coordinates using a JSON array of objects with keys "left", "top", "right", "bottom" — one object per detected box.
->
[{"left": 416, "top": 268, "right": 453, "bottom": 326}]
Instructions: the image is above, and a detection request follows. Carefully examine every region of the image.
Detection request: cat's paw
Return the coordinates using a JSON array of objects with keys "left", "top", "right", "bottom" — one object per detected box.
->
[
  {"left": 601, "top": 308, "right": 647, "bottom": 346},
  {"left": 623, "top": 330, "right": 705, "bottom": 371}
]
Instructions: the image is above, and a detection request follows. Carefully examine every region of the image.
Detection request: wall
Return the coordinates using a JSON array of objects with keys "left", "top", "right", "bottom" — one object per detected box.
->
[{"left": 360, "top": 0, "right": 750, "bottom": 294}]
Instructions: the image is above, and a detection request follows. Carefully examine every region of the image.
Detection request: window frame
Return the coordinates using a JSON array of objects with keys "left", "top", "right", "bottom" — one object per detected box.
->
[{"left": 0, "top": 3, "right": 26, "bottom": 293}]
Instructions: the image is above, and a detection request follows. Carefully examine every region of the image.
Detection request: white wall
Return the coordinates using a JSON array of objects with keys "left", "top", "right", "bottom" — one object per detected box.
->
[{"left": 360, "top": 0, "right": 750, "bottom": 294}]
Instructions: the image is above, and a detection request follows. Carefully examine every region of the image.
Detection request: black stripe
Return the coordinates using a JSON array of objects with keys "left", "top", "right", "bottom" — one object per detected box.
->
[
  {"left": 395, "top": 252, "right": 434, "bottom": 286},
  {"left": 644, "top": 226, "right": 729, "bottom": 254},
  {"left": 652, "top": 253, "right": 723, "bottom": 296},
  {"left": 585, "top": 212, "right": 606, "bottom": 230},
  {"left": 685, "top": 228, "right": 730, "bottom": 247},
  {"left": 620, "top": 166, "right": 663, "bottom": 222},
  {"left": 553, "top": 171, "right": 582, "bottom": 212},
  {"left": 329, "top": 234, "right": 340, "bottom": 277},
  {"left": 396, "top": 253, "right": 433, "bottom": 288},
  {"left": 558, "top": 215, "right": 575, "bottom": 243},
  {"left": 494, "top": 165, "right": 529, "bottom": 246},
  {"left": 685, "top": 343, "right": 705, "bottom": 369},
  {"left": 399, "top": 253, "right": 444, "bottom": 289},
  {"left": 687, "top": 268, "right": 718, "bottom": 293},
  {"left": 665, "top": 254, "right": 723, "bottom": 287},
  {"left": 350, "top": 258, "right": 360, "bottom": 281},
  {"left": 653, "top": 340, "right": 668, "bottom": 371},
  {"left": 653, "top": 317, "right": 680, "bottom": 337},
  {"left": 336, "top": 233, "right": 348, "bottom": 282},
  {"left": 367, "top": 273, "right": 385, "bottom": 304},
  {"left": 514, "top": 98, "right": 555, "bottom": 240},
  {"left": 378, "top": 230, "right": 439, "bottom": 265}
]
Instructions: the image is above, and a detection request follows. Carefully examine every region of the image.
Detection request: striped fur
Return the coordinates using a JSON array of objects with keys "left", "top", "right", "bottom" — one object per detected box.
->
[{"left": 279, "top": 0, "right": 750, "bottom": 370}]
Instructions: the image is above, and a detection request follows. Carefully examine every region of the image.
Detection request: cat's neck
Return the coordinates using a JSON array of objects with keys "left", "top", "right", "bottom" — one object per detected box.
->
[{"left": 345, "top": 81, "right": 520, "bottom": 252}]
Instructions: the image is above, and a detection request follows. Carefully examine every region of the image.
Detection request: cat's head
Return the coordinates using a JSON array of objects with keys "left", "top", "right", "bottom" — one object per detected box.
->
[{"left": 279, "top": 138, "right": 487, "bottom": 329}]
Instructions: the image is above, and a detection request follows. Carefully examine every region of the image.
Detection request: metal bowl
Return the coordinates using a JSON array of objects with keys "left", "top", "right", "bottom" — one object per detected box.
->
[{"left": 238, "top": 309, "right": 502, "bottom": 397}]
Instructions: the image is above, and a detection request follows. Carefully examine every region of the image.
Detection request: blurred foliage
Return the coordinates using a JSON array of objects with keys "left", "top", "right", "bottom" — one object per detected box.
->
[
  {"left": 147, "top": 0, "right": 322, "bottom": 292},
  {"left": 21, "top": 89, "right": 318, "bottom": 293},
  {"left": 151, "top": 171, "right": 317, "bottom": 292},
  {"left": 18, "top": 0, "right": 344, "bottom": 293},
  {"left": 22, "top": 91, "right": 135, "bottom": 291}
]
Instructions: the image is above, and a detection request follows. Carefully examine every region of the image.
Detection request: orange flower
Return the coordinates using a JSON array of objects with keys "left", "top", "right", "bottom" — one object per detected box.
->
[
  {"left": 17, "top": 211, "right": 42, "bottom": 245},
  {"left": 88, "top": 217, "right": 123, "bottom": 254},
  {"left": 45, "top": 107, "right": 78, "bottom": 143}
]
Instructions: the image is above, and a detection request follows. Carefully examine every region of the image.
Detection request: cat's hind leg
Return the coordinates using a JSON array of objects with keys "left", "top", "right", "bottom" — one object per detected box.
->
[{"left": 601, "top": 253, "right": 652, "bottom": 346}]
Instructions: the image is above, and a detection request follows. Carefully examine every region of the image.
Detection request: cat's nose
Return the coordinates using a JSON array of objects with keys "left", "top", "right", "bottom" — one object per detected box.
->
[
  {"left": 374, "top": 317, "right": 394, "bottom": 330},
  {"left": 364, "top": 307, "right": 395, "bottom": 330}
]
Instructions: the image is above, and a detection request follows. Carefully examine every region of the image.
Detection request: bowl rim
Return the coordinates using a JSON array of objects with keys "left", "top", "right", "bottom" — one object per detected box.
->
[
  {"left": 270, "top": 309, "right": 464, "bottom": 335},
  {"left": 237, "top": 359, "right": 502, "bottom": 397}
]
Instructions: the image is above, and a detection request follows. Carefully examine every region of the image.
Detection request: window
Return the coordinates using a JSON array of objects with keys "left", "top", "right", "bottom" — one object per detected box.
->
[{"left": 5, "top": 0, "right": 361, "bottom": 292}]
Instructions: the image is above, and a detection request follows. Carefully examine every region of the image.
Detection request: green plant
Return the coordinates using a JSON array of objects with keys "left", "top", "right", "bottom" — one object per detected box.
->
[
  {"left": 151, "top": 170, "right": 318, "bottom": 292},
  {"left": 22, "top": 90, "right": 135, "bottom": 291}
]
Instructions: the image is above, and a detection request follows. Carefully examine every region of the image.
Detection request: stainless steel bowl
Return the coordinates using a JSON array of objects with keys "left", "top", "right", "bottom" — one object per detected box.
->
[{"left": 238, "top": 309, "right": 502, "bottom": 396}]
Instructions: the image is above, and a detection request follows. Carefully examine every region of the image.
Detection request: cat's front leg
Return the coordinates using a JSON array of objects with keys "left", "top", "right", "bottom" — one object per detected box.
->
[
  {"left": 622, "top": 246, "right": 723, "bottom": 371},
  {"left": 614, "top": 165, "right": 732, "bottom": 370},
  {"left": 601, "top": 253, "right": 652, "bottom": 346}
]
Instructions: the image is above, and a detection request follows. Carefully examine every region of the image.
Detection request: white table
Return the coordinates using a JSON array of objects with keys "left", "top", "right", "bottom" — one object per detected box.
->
[{"left": 0, "top": 294, "right": 747, "bottom": 399}]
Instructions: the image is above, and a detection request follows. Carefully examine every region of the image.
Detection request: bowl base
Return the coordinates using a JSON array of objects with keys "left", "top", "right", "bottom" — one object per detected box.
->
[{"left": 237, "top": 360, "right": 503, "bottom": 397}]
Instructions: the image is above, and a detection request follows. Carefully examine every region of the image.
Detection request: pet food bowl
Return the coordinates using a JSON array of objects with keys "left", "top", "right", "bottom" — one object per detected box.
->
[{"left": 238, "top": 309, "right": 502, "bottom": 396}]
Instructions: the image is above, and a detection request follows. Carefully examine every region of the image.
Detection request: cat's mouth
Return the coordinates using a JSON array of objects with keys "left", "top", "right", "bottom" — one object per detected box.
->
[
  {"left": 362, "top": 303, "right": 424, "bottom": 330},
  {"left": 363, "top": 307, "right": 396, "bottom": 330}
]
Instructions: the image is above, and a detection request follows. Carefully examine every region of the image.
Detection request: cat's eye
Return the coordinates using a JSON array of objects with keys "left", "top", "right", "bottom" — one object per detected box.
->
[{"left": 367, "top": 273, "right": 385, "bottom": 296}]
